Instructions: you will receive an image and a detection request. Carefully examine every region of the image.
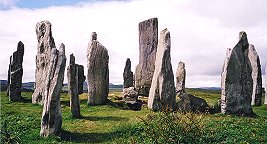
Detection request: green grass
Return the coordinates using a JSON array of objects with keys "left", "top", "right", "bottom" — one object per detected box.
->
[{"left": 0, "top": 89, "right": 266, "bottom": 143}]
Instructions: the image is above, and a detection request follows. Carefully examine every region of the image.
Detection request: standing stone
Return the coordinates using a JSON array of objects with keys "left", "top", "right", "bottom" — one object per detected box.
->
[
  {"left": 265, "top": 62, "right": 267, "bottom": 104},
  {"left": 87, "top": 32, "right": 109, "bottom": 105},
  {"left": 40, "top": 43, "right": 66, "bottom": 137},
  {"left": 7, "top": 41, "right": 24, "bottom": 101},
  {"left": 123, "top": 58, "right": 133, "bottom": 88},
  {"left": 248, "top": 44, "right": 262, "bottom": 106},
  {"left": 77, "top": 65, "right": 86, "bottom": 95},
  {"left": 148, "top": 28, "right": 176, "bottom": 111},
  {"left": 32, "top": 21, "right": 56, "bottom": 104},
  {"left": 176, "top": 61, "right": 186, "bottom": 96},
  {"left": 221, "top": 31, "right": 253, "bottom": 116},
  {"left": 135, "top": 18, "right": 158, "bottom": 96}
]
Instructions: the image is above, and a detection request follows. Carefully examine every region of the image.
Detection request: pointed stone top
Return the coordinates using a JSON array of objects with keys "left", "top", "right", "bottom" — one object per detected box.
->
[
  {"left": 17, "top": 41, "right": 24, "bottom": 51},
  {"left": 238, "top": 31, "right": 248, "bottom": 44},
  {"left": 91, "top": 32, "right": 97, "bottom": 41},
  {"left": 159, "top": 28, "right": 170, "bottom": 47},
  {"left": 70, "top": 53, "right": 75, "bottom": 64},
  {"left": 178, "top": 61, "right": 185, "bottom": 69}
]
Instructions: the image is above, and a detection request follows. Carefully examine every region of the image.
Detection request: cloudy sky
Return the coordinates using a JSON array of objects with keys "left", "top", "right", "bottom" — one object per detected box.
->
[{"left": 0, "top": 0, "right": 266, "bottom": 88}]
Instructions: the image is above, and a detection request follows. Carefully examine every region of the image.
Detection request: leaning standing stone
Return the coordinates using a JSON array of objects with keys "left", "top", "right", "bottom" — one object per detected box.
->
[
  {"left": 176, "top": 61, "right": 186, "bottom": 97},
  {"left": 40, "top": 43, "right": 66, "bottom": 137},
  {"left": 221, "top": 31, "right": 254, "bottom": 116},
  {"left": 87, "top": 32, "right": 109, "bottom": 105},
  {"left": 7, "top": 41, "right": 24, "bottom": 101},
  {"left": 123, "top": 58, "right": 134, "bottom": 88},
  {"left": 148, "top": 28, "right": 176, "bottom": 111}
]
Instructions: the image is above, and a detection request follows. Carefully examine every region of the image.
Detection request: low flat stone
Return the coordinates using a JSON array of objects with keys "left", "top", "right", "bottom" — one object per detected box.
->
[{"left": 177, "top": 94, "right": 210, "bottom": 113}]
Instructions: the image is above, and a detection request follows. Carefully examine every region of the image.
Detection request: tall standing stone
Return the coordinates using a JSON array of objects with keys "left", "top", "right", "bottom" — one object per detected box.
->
[
  {"left": 87, "top": 32, "right": 109, "bottom": 105},
  {"left": 123, "top": 58, "right": 133, "bottom": 88},
  {"left": 67, "top": 54, "right": 85, "bottom": 118},
  {"left": 221, "top": 31, "right": 253, "bottom": 116},
  {"left": 176, "top": 61, "right": 186, "bottom": 96},
  {"left": 265, "top": 62, "right": 267, "bottom": 105},
  {"left": 7, "top": 41, "right": 24, "bottom": 101},
  {"left": 148, "top": 28, "right": 176, "bottom": 111},
  {"left": 135, "top": 18, "right": 158, "bottom": 96},
  {"left": 32, "top": 21, "right": 56, "bottom": 104},
  {"left": 40, "top": 43, "right": 66, "bottom": 137},
  {"left": 248, "top": 44, "right": 262, "bottom": 106}
]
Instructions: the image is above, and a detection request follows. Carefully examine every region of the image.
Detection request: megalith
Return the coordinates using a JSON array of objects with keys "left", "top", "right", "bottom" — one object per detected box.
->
[
  {"left": 221, "top": 31, "right": 254, "bottom": 116},
  {"left": 7, "top": 41, "right": 24, "bottom": 101},
  {"left": 135, "top": 18, "right": 158, "bottom": 96},
  {"left": 67, "top": 54, "right": 85, "bottom": 118},
  {"left": 265, "top": 63, "right": 267, "bottom": 105},
  {"left": 248, "top": 44, "right": 262, "bottom": 106},
  {"left": 87, "top": 32, "right": 109, "bottom": 105},
  {"left": 40, "top": 43, "right": 66, "bottom": 137},
  {"left": 148, "top": 28, "right": 176, "bottom": 111},
  {"left": 32, "top": 20, "right": 56, "bottom": 104},
  {"left": 123, "top": 58, "right": 134, "bottom": 88},
  {"left": 176, "top": 61, "right": 186, "bottom": 97}
]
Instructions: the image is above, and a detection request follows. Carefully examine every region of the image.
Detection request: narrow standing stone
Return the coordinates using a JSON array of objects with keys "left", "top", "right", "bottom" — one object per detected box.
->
[
  {"left": 7, "top": 41, "right": 24, "bottom": 101},
  {"left": 176, "top": 61, "right": 186, "bottom": 96},
  {"left": 87, "top": 32, "right": 109, "bottom": 105},
  {"left": 148, "top": 28, "right": 176, "bottom": 111},
  {"left": 135, "top": 18, "right": 158, "bottom": 96},
  {"left": 123, "top": 58, "right": 133, "bottom": 88},
  {"left": 265, "top": 63, "right": 267, "bottom": 104},
  {"left": 40, "top": 43, "right": 66, "bottom": 137}
]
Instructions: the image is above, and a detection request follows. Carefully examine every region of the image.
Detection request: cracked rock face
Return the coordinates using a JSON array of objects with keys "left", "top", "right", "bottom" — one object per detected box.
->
[
  {"left": 32, "top": 21, "right": 56, "bottom": 104},
  {"left": 148, "top": 28, "right": 176, "bottom": 111},
  {"left": 7, "top": 41, "right": 24, "bottom": 101},
  {"left": 40, "top": 43, "right": 66, "bottom": 137},
  {"left": 87, "top": 32, "right": 109, "bottom": 105},
  {"left": 123, "top": 58, "right": 134, "bottom": 88},
  {"left": 135, "top": 18, "right": 158, "bottom": 96},
  {"left": 176, "top": 61, "right": 186, "bottom": 97},
  {"left": 221, "top": 31, "right": 254, "bottom": 116},
  {"left": 248, "top": 44, "right": 262, "bottom": 106}
]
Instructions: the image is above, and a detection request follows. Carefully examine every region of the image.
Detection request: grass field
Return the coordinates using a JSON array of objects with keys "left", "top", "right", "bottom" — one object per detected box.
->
[{"left": 0, "top": 89, "right": 266, "bottom": 143}]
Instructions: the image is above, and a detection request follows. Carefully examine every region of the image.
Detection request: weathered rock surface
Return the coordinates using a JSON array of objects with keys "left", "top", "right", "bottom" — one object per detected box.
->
[
  {"left": 32, "top": 21, "right": 56, "bottom": 104},
  {"left": 148, "top": 28, "right": 176, "bottom": 111},
  {"left": 135, "top": 18, "right": 158, "bottom": 96},
  {"left": 40, "top": 43, "right": 66, "bottom": 137},
  {"left": 248, "top": 44, "right": 262, "bottom": 106},
  {"left": 176, "top": 61, "right": 186, "bottom": 96},
  {"left": 123, "top": 87, "right": 138, "bottom": 101},
  {"left": 126, "top": 101, "right": 142, "bottom": 111},
  {"left": 177, "top": 94, "right": 210, "bottom": 113},
  {"left": 87, "top": 32, "right": 109, "bottom": 105},
  {"left": 221, "top": 31, "right": 254, "bottom": 116},
  {"left": 123, "top": 58, "right": 133, "bottom": 88},
  {"left": 265, "top": 62, "right": 267, "bottom": 105},
  {"left": 7, "top": 41, "right": 24, "bottom": 101},
  {"left": 67, "top": 54, "right": 85, "bottom": 118}
]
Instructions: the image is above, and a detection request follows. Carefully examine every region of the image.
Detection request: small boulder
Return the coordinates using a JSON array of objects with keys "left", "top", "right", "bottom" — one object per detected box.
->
[
  {"left": 125, "top": 101, "right": 142, "bottom": 111},
  {"left": 123, "top": 87, "right": 138, "bottom": 101},
  {"left": 177, "top": 94, "right": 210, "bottom": 113}
]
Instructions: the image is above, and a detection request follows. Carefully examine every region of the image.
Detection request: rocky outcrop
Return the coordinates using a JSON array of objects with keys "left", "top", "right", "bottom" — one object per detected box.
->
[
  {"left": 32, "top": 21, "right": 56, "bottom": 104},
  {"left": 7, "top": 41, "right": 24, "bottom": 101},
  {"left": 135, "top": 18, "right": 158, "bottom": 96},
  {"left": 221, "top": 31, "right": 254, "bottom": 116},
  {"left": 67, "top": 54, "right": 85, "bottom": 118},
  {"left": 248, "top": 44, "right": 262, "bottom": 106},
  {"left": 176, "top": 61, "right": 186, "bottom": 96},
  {"left": 177, "top": 94, "right": 209, "bottom": 113},
  {"left": 148, "top": 28, "right": 176, "bottom": 111},
  {"left": 40, "top": 43, "right": 66, "bottom": 137},
  {"left": 123, "top": 58, "right": 133, "bottom": 88},
  {"left": 87, "top": 32, "right": 109, "bottom": 105}
]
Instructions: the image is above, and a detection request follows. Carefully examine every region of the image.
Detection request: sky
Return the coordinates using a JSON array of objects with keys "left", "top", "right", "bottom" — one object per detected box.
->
[{"left": 0, "top": 0, "right": 266, "bottom": 88}]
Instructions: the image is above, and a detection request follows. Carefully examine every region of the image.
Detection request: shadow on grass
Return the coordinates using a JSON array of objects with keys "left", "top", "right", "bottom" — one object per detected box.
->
[
  {"left": 78, "top": 115, "right": 129, "bottom": 121},
  {"left": 20, "top": 96, "right": 32, "bottom": 103}
]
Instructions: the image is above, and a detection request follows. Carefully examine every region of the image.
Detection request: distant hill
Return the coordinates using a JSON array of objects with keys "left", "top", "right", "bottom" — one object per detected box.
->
[{"left": 199, "top": 87, "right": 221, "bottom": 91}]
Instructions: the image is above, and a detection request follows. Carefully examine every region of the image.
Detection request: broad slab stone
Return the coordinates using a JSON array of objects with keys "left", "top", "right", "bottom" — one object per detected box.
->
[
  {"left": 248, "top": 44, "right": 262, "bottom": 106},
  {"left": 135, "top": 18, "right": 158, "bottom": 96},
  {"left": 7, "top": 41, "right": 24, "bottom": 101},
  {"left": 148, "top": 28, "right": 176, "bottom": 111},
  {"left": 176, "top": 61, "right": 186, "bottom": 96},
  {"left": 40, "top": 43, "right": 66, "bottom": 137},
  {"left": 87, "top": 32, "right": 109, "bottom": 105},
  {"left": 32, "top": 21, "right": 56, "bottom": 104},
  {"left": 123, "top": 87, "right": 138, "bottom": 101},
  {"left": 177, "top": 94, "right": 210, "bottom": 113},
  {"left": 221, "top": 31, "right": 254, "bottom": 116},
  {"left": 123, "top": 58, "right": 133, "bottom": 88}
]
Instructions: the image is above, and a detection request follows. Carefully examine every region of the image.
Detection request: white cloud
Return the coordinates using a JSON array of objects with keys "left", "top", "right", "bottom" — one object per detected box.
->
[
  {"left": 0, "top": 0, "right": 266, "bottom": 88},
  {"left": 0, "top": 0, "right": 18, "bottom": 9}
]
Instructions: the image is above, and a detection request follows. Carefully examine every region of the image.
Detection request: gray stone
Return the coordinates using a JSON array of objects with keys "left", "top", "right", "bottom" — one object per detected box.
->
[
  {"left": 77, "top": 65, "right": 86, "bottom": 94},
  {"left": 148, "top": 28, "right": 176, "bottom": 111},
  {"left": 248, "top": 44, "right": 262, "bottom": 106},
  {"left": 176, "top": 61, "right": 186, "bottom": 96},
  {"left": 177, "top": 94, "right": 210, "bottom": 113},
  {"left": 126, "top": 101, "right": 142, "bottom": 111},
  {"left": 265, "top": 62, "right": 267, "bottom": 104},
  {"left": 221, "top": 31, "right": 254, "bottom": 116},
  {"left": 87, "top": 32, "right": 109, "bottom": 105},
  {"left": 135, "top": 18, "right": 158, "bottom": 96},
  {"left": 123, "top": 87, "right": 138, "bottom": 101},
  {"left": 123, "top": 58, "right": 133, "bottom": 88},
  {"left": 7, "top": 41, "right": 24, "bottom": 101},
  {"left": 32, "top": 20, "right": 56, "bottom": 104},
  {"left": 40, "top": 43, "right": 66, "bottom": 137}
]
